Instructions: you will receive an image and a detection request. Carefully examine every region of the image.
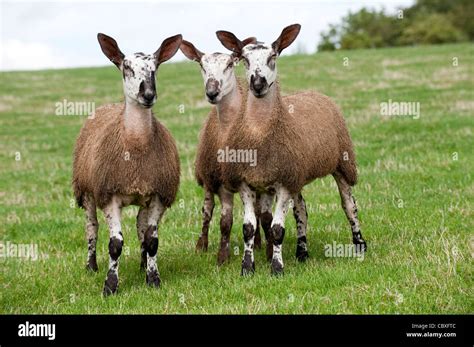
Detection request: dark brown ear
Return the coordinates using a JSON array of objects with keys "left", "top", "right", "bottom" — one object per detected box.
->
[
  {"left": 154, "top": 34, "right": 183, "bottom": 65},
  {"left": 216, "top": 31, "right": 244, "bottom": 56},
  {"left": 242, "top": 37, "right": 257, "bottom": 46},
  {"left": 272, "top": 24, "right": 301, "bottom": 55},
  {"left": 97, "top": 33, "right": 124, "bottom": 69},
  {"left": 230, "top": 37, "right": 257, "bottom": 59},
  {"left": 179, "top": 40, "right": 204, "bottom": 62}
]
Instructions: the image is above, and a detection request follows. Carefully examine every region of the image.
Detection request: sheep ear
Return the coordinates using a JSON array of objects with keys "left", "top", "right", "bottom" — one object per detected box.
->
[
  {"left": 216, "top": 30, "right": 244, "bottom": 57},
  {"left": 242, "top": 36, "right": 257, "bottom": 47},
  {"left": 272, "top": 24, "right": 301, "bottom": 55},
  {"left": 180, "top": 40, "right": 204, "bottom": 62},
  {"left": 97, "top": 33, "right": 124, "bottom": 69},
  {"left": 154, "top": 34, "right": 183, "bottom": 65}
]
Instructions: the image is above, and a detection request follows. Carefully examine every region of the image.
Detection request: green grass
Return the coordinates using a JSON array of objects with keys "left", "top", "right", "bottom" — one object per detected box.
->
[{"left": 0, "top": 43, "right": 473, "bottom": 314}]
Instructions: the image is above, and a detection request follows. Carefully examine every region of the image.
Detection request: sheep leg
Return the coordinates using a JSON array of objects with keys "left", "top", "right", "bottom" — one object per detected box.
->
[
  {"left": 239, "top": 183, "right": 257, "bottom": 275},
  {"left": 144, "top": 196, "right": 165, "bottom": 288},
  {"left": 293, "top": 193, "right": 309, "bottom": 262},
  {"left": 254, "top": 198, "right": 262, "bottom": 250},
  {"left": 333, "top": 172, "right": 367, "bottom": 252},
  {"left": 217, "top": 186, "right": 234, "bottom": 265},
  {"left": 103, "top": 197, "right": 123, "bottom": 296},
  {"left": 259, "top": 192, "right": 275, "bottom": 261},
  {"left": 271, "top": 185, "right": 291, "bottom": 275},
  {"left": 136, "top": 207, "right": 148, "bottom": 270},
  {"left": 196, "top": 188, "right": 215, "bottom": 252},
  {"left": 84, "top": 194, "right": 99, "bottom": 272}
]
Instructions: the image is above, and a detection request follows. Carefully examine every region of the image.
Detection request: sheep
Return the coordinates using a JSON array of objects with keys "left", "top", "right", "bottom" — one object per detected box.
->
[
  {"left": 180, "top": 37, "right": 309, "bottom": 265},
  {"left": 215, "top": 24, "right": 367, "bottom": 276},
  {"left": 72, "top": 33, "right": 182, "bottom": 295},
  {"left": 179, "top": 37, "right": 269, "bottom": 264}
]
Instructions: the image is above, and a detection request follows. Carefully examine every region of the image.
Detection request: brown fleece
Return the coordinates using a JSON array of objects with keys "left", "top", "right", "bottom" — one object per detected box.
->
[
  {"left": 221, "top": 82, "right": 357, "bottom": 194},
  {"left": 194, "top": 79, "right": 248, "bottom": 193},
  {"left": 72, "top": 103, "right": 180, "bottom": 209}
]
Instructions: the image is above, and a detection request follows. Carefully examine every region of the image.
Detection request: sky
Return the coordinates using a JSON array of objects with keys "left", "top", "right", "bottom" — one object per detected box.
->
[{"left": 0, "top": 0, "right": 414, "bottom": 71}]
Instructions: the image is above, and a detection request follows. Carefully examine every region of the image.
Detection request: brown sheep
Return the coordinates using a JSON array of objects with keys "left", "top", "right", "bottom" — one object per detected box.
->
[
  {"left": 180, "top": 38, "right": 269, "bottom": 264},
  {"left": 72, "top": 33, "right": 182, "bottom": 295},
  {"left": 180, "top": 37, "right": 309, "bottom": 264},
  {"left": 216, "top": 24, "right": 367, "bottom": 276}
]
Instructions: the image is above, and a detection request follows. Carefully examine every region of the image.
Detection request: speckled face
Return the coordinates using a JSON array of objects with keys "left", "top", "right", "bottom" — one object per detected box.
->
[
  {"left": 199, "top": 53, "right": 237, "bottom": 104},
  {"left": 121, "top": 53, "right": 157, "bottom": 108},
  {"left": 241, "top": 44, "right": 278, "bottom": 98}
]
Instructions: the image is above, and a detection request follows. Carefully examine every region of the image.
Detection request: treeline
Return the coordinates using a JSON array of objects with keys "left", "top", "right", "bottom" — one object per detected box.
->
[{"left": 318, "top": 0, "right": 474, "bottom": 51}]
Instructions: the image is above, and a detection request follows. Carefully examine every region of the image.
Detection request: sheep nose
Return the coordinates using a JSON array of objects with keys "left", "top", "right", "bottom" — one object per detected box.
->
[
  {"left": 205, "top": 79, "right": 220, "bottom": 101},
  {"left": 206, "top": 89, "right": 219, "bottom": 100},
  {"left": 143, "top": 90, "right": 155, "bottom": 102},
  {"left": 251, "top": 75, "right": 266, "bottom": 93}
]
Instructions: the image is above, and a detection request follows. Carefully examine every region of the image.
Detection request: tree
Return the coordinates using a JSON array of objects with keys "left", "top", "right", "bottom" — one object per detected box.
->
[{"left": 317, "top": 0, "right": 473, "bottom": 51}]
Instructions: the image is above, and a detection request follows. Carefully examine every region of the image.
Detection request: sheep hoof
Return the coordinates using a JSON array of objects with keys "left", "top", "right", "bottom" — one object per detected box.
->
[
  {"left": 241, "top": 252, "right": 255, "bottom": 276},
  {"left": 103, "top": 271, "right": 119, "bottom": 296},
  {"left": 217, "top": 246, "right": 230, "bottom": 266},
  {"left": 195, "top": 235, "right": 208, "bottom": 252},
  {"left": 271, "top": 259, "right": 284, "bottom": 276},
  {"left": 86, "top": 257, "right": 98, "bottom": 272},
  {"left": 146, "top": 271, "right": 161, "bottom": 288},
  {"left": 296, "top": 249, "right": 309, "bottom": 262},
  {"left": 353, "top": 238, "right": 367, "bottom": 254}
]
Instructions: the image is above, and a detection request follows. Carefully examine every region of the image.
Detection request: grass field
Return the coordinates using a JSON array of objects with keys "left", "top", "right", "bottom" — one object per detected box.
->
[{"left": 0, "top": 43, "right": 472, "bottom": 314}]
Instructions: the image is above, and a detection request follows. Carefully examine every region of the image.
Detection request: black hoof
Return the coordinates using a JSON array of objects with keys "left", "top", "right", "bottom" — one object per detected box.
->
[
  {"left": 353, "top": 238, "right": 367, "bottom": 254},
  {"left": 271, "top": 259, "right": 284, "bottom": 276},
  {"left": 296, "top": 247, "right": 309, "bottom": 262},
  {"left": 86, "top": 257, "right": 98, "bottom": 272},
  {"left": 146, "top": 271, "right": 161, "bottom": 288},
  {"left": 103, "top": 271, "right": 118, "bottom": 296},
  {"left": 241, "top": 252, "right": 255, "bottom": 276}
]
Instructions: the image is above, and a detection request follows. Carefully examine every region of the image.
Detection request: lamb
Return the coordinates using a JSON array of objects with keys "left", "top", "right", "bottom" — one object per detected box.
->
[
  {"left": 179, "top": 37, "right": 269, "bottom": 264},
  {"left": 216, "top": 24, "right": 367, "bottom": 276},
  {"left": 180, "top": 37, "right": 309, "bottom": 264},
  {"left": 72, "top": 33, "right": 182, "bottom": 295}
]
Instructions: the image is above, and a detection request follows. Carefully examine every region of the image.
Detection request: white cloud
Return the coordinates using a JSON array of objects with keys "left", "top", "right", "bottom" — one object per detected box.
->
[{"left": 1, "top": 39, "right": 67, "bottom": 70}]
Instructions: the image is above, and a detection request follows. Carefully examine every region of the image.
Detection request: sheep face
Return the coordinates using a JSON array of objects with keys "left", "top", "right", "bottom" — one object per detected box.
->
[
  {"left": 199, "top": 53, "right": 237, "bottom": 104},
  {"left": 97, "top": 33, "right": 182, "bottom": 109},
  {"left": 121, "top": 54, "right": 158, "bottom": 108},
  {"left": 216, "top": 24, "right": 300, "bottom": 99},
  {"left": 241, "top": 44, "right": 277, "bottom": 98}
]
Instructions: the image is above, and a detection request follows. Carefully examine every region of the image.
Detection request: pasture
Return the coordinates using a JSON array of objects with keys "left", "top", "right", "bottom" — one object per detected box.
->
[{"left": 0, "top": 43, "right": 472, "bottom": 313}]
